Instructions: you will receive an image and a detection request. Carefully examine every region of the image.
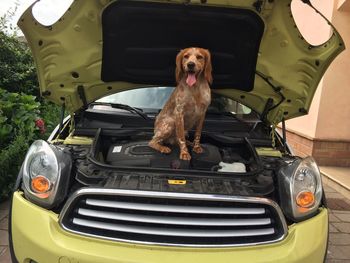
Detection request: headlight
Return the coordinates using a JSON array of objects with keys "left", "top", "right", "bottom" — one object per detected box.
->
[
  {"left": 278, "top": 156, "right": 323, "bottom": 221},
  {"left": 22, "top": 140, "right": 72, "bottom": 208}
]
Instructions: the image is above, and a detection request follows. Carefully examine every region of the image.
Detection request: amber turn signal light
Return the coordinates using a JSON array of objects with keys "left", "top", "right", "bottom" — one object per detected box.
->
[
  {"left": 296, "top": 191, "right": 315, "bottom": 208},
  {"left": 31, "top": 175, "right": 50, "bottom": 193}
]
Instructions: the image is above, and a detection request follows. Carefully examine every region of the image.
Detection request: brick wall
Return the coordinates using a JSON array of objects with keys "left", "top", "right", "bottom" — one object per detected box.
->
[{"left": 284, "top": 130, "right": 350, "bottom": 167}]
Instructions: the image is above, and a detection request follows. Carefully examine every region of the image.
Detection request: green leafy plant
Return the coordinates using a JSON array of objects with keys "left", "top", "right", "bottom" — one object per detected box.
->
[
  {"left": 0, "top": 31, "right": 39, "bottom": 96},
  {"left": 0, "top": 129, "right": 31, "bottom": 200},
  {"left": 0, "top": 88, "right": 62, "bottom": 200},
  {"left": 0, "top": 2, "right": 39, "bottom": 97},
  {"left": 40, "top": 101, "right": 62, "bottom": 138},
  {"left": 0, "top": 88, "right": 41, "bottom": 147}
]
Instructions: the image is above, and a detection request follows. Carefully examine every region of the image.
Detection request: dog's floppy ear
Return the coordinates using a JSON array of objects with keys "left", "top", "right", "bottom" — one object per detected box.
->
[
  {"left": 175, "top": 49, "right": 185, "bottom": 84},
  {"left": 203, "top": 49, "right": 213, "bottom": 85}
]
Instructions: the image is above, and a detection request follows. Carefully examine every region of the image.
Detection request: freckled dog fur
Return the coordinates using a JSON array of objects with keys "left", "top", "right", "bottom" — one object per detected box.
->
[{"left": 149, "top": 47, "right": 212, "bottom": 160}]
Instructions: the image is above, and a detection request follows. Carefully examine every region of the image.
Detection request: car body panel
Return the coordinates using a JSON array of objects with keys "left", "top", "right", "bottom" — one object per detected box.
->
[
  {"left": 18, "top": 0, "right": 344, "bottom": 124},
  {"left": 11, "top": 191, "right": 328, "bottom": 263},
  {"left": 12, "top": 1, "right": 334, "bottom": 261}
]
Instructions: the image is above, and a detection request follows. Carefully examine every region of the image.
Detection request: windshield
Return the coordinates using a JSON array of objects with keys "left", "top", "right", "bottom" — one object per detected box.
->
[{"left": 97, "top": 87, "right": 252, "bottom": 115}]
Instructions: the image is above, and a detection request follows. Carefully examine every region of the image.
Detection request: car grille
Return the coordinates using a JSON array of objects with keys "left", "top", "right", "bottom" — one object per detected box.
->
[{"left": 60, "top": 189, "right": 287, "bottom": 247}]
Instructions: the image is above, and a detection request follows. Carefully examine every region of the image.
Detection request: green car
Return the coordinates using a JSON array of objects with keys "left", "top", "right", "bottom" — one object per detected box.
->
[{"left": 9, "top": 0, "right": 344, "bottom": 262}]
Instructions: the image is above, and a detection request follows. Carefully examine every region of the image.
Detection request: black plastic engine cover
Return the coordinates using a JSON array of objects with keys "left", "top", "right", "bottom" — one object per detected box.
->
[
  {"left": 191, "top": 144, "right": 222, "bottom": 170},
  {"left": 106, "top": 141, "right": 221, "bottom": 170}
]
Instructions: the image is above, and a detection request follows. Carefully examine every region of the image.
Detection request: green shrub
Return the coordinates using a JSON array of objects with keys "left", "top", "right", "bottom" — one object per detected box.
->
[
  {"left": 0, "top": 3, "right": 38, "bottom": 97},
  {"left": 0, "top": 88, "right": 40, "bottom": 148},
  {"left": 0, "top": 89, "right": 57, "bottom": 201},
  {"left": 0, "top": 90, "right": 61, "bottom": 201},
  {"left": 0, "top": 129, "right": 31, "bottom": 200},
  {"left": 0, "top": 31, "right": 39, "bottom": 96},
  {"left": 40, "top": 101, "right": 62, "bottom": 138}
]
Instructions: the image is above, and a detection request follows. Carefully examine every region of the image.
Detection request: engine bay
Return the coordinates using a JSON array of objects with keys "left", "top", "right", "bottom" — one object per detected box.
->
[
  {"left": 60, "top": 128, "right": 292, "bottom": 198},
  {"left": 91, "top": 128, "right": 263, "bottom": 175}
]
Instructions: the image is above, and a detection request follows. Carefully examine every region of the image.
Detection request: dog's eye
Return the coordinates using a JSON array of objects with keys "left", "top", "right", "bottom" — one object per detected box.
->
[
  {"left": 196, "top": 55, "right": 204, "bottom": 60},
  {"left": 184, "top": 54, "right": 189, "bottom": 59}
]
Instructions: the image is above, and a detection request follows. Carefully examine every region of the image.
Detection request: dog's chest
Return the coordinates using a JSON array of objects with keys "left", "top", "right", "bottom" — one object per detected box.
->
[
  {"left": 182, "top": 86, "right": 210, "bottom": 126},
  {"left": 184, "top": 87, "right": 209, "bottom": 108}
]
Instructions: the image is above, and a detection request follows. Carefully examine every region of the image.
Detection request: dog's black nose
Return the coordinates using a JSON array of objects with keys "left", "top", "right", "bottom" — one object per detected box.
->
[{"left": 187, "top": 62, "right": 195, "bottom": 69}]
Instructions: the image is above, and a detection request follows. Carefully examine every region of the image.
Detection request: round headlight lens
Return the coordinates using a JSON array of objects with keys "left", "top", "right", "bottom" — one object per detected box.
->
[
  {"left": 278, "top": 156, "right": 323, "bottom": 221},
  {"left": 21, "top": 140, "right": 72, "bottom": 208},
  {"left": 23, "top": 142, "right": 58, "bottom": 199},
  {"left": 23, "top": 141, "right": 59, "bottom": 199}
]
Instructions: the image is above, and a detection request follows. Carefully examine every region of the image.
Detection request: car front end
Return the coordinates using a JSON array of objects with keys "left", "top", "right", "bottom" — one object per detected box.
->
[
  {"left": 11, "top": 189, "right": 328, "bottom": 263},
  {"left": 9, "top": 0, "right": 344, "bottom": 262}
]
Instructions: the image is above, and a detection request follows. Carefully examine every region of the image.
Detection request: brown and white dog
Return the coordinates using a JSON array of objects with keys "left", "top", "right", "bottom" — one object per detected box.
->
[{"left": 149, "top": 47, "right": 212, "bottom": 160}]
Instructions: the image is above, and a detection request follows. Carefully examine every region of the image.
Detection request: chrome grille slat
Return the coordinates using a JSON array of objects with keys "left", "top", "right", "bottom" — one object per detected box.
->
[
  {"left": 59, "top": 189, "right": 288, "bottom": 247},
  {"left": 78, "top": 208, "right": 272, "bottom": 226},
  {"left": 73, "top": 218, "right": 275, "bottom": 237},
  {"left": 85, "top": 198, "right": 265, "bottom": 214}
]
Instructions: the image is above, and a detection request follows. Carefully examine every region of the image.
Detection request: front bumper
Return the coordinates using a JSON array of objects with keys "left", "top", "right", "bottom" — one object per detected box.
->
[{"left": 11, "top": 191, "right": 328, "bottom": 263}]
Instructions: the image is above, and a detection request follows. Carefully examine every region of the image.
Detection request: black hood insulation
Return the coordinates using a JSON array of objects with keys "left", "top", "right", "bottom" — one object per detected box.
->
[{"left": 101, "top": 1, "right": 264, "bottom": 91}]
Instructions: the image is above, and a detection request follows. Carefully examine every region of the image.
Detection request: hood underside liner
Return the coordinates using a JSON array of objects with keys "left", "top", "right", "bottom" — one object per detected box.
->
[{"left": 18, "top": 0, "right": 344, "bottom": 124}]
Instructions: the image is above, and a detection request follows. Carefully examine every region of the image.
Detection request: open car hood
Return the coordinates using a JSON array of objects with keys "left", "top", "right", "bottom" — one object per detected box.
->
[{"left": 18, "top": 0, "right": 344, "bottom": 124}]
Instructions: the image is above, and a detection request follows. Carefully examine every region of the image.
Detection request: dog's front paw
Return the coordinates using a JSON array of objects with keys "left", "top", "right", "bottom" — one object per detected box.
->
[
  {"left": 160, "top": 146, "right": 172, "bottom": 154},
  {"left": 193, "top": 144, "right": 203, "bottom": 154},
  {"left": 180, "top": 151, "right": 191, "bottom": 161}
]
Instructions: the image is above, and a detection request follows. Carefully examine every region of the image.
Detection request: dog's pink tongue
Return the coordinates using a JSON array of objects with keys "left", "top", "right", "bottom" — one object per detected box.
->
[{"left": 186, "top": 73, "right": 197, "bottom": 87}]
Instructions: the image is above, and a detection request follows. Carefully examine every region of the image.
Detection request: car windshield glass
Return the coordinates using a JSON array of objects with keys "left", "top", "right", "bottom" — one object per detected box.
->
[{"left": 96, "top": 87, "right": 252, "bottom": 115}]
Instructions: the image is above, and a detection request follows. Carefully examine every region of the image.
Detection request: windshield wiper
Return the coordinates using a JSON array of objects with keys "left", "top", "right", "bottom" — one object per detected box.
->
[{"left": 90, "top": 102, "right": 150, "bottom": 120}]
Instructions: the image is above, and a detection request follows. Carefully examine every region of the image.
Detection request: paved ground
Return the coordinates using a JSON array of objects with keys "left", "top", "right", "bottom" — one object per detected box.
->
[
  {"left": 1, "top": 183, "right": 350, "bottom": 263},
  {"left": 0, "top": 198, "right": 10, "bottom": 263},
  {"left": 324, "top": 183, "right": 350, "bottom": 262}
]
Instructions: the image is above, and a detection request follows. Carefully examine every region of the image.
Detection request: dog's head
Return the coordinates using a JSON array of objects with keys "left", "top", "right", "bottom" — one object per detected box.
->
[{"left": 175, "top": 47, "right": 212, "bottom": 87}]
